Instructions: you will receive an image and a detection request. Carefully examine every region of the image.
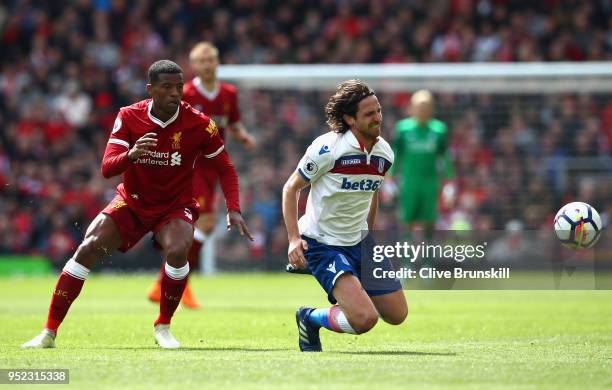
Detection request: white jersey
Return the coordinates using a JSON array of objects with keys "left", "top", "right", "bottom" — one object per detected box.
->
[{"left": 297, "top": 130, "right": 394, "bottom": 246}]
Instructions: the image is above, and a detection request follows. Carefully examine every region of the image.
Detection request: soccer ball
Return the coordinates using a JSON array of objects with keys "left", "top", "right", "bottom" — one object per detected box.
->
[{"left": 554, "top": 202, "right": 602, "bottom": 249}]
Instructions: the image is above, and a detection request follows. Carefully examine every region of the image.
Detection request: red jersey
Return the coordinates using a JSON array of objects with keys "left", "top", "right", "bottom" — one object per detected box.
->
[
  {"left": 101, "top": 99, "right": 237, "bottom": 218},
  {"left": 182, "top": 78, "right": 241, "bottom": 140}
]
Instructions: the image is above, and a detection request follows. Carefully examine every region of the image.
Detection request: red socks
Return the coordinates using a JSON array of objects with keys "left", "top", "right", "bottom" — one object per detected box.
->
[
  {"left": 156, "top": 230, "right": 203, "bottom": 283},
  {"left": 154, "top": 263, "right": 190, "bottom": 326},
  {"left": 43, "top": 259, "right": 189, "bottom": 332},
  {"left": 45, "top": 259, "right": 90, "bottom": 333}
]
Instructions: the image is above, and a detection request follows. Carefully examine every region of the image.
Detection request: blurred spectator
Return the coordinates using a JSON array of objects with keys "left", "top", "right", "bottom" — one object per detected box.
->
[{"left": 0, "top": 0, "right": 611, "bottom": 267}]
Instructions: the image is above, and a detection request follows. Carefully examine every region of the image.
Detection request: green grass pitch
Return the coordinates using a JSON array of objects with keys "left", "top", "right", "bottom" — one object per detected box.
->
[{"left": 1, "top": 274, "right": 611, "bottom": 389}]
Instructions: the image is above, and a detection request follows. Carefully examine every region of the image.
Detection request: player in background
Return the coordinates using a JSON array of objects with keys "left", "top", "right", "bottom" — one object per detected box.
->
[
  {"left": 147, "top": 42, "right": 255, "bottom": 309},
  {"left": 282, "top": 80, "right": 407, "bottom": 352},
  {"left": 389, "top": 90, "right": 455, "bottom": 241},
  {"left": 22, "top": 60, "right": 252, "bottom": 350}
]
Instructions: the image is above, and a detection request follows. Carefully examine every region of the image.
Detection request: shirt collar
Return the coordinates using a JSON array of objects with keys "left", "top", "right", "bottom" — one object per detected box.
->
[
  {"left": 147, "top": 100, "right": 179, "bottom": 128},
  {"left": 194, "top": 77, "right": 220, "bottom": 100}
]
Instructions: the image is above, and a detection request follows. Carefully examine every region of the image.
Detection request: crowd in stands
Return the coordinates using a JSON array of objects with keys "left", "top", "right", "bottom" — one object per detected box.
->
[{"left": 1, "top": 0, "right": 611, "bottom": 266}]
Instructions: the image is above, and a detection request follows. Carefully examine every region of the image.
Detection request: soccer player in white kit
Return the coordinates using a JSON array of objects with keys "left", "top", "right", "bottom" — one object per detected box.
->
[{"left": 282, "top": 80, "right": 407, "bottom": 352}]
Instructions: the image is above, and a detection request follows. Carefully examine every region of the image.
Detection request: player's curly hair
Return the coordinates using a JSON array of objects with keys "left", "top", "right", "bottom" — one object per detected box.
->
[
  {"left": 325, "top": 79, "right": 375, "bottom": 133},
  {"left": 148, "top": 60, "right": 183, "bottom": 84}
]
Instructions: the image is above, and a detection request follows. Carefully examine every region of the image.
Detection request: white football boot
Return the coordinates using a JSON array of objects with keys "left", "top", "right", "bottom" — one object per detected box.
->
[
  {"left": 154, "top": 324, "right": 180, "bottom": 349},
  {"left": 21, "top": 329, "right": 56, "bottom": 349}
]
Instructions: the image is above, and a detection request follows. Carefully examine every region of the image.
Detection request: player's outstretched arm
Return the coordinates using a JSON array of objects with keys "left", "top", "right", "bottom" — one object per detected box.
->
[
  {"left": 282, "top": 171, "right": 310, "bottom": 269},
  {"left": 208, "top": 149, "right": 253, "bottom": 241},
  {"left": 228, "top": 122, "right": 256, "bottom": 150},
  {"left": 226, "top": 210, "right": 253, "bottom": 241}
]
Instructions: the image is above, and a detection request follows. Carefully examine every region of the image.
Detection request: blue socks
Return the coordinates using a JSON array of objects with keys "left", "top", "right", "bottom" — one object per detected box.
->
[{"left": 306, "top": 308, "right": 332, "bottom": 330}]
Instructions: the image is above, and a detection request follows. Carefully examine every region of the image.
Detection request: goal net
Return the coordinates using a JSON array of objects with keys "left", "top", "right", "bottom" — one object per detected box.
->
[{"left": 212, "top": 62, "right": 612, "bottom": 271}]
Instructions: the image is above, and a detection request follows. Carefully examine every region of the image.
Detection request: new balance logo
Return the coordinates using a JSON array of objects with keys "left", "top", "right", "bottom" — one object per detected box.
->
[
  {"left": 340, "top": 177, "right": 381, "bottom": 191},
  {"left": 184, "top": 208, "right": 193, "bottom": 221},
  {"left": 327, "top": 262, "right": 336, "bottom": 274},
  {"left": 170, "top": 152, "right": 182, "bottom": 166}
]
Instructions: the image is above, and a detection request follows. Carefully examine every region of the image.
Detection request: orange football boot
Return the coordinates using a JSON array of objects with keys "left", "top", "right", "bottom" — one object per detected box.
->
[
  {"left": 180, "top": 284, "right": 200, "bottom": 309},
  {"left": 147, "top": 280, "right": 162, "bottom": 303}
]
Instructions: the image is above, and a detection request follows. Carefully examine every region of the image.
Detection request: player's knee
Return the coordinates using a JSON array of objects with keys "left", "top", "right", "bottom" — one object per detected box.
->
[
  {"left": 382, "top": 304, "right": 408, "bottom": 326},
  {"left": 351, "top": 311, "right": 379, "bottom": 334},
  {"left": 196, "top": 214, "right": 216, "bottom": 235},
  {"left": 164, "top": 241, "right": 191, "bottom": 266},
  {"left": 201, "top": 220, "right": 215, "bottom": 235},
  {"left": 73, "top": 236, "right": 105, "bottom": 268}
]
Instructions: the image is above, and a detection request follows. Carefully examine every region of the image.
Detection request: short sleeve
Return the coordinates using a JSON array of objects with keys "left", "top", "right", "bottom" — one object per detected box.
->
[
  {"left": 201, "top": 118, "right": 225, "bottom": 158},
  {"left": 296, "top": 138, "right": 334, "bottom": 182},
  {"left": 107, "top": 109, "right": 131, "bottom": 149}
]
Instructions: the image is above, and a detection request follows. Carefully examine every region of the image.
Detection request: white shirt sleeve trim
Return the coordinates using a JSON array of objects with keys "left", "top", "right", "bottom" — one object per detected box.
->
[
  {"left": 204, "top": 145, "right": 225, "bottom": 158},
  {"left": 108, "top": 138, "right": 130, "bottom": 148}
]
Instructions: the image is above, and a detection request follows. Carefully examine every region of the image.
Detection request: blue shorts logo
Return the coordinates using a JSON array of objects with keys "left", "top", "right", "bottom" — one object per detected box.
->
[
  {"left": 340, "top": 177, "right": 381, "bottom": 191},
  {"left": 327, "top": 262, "right": 336, "bottom": 273}
]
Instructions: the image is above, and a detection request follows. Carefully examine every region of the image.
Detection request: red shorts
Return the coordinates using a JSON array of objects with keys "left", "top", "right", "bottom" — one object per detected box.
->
[
  {"left": 102, "top": 195, "right": 198, "bottom": 252},
  {"left": 192, "top": 165, "right": 218, "bottom": 214}
]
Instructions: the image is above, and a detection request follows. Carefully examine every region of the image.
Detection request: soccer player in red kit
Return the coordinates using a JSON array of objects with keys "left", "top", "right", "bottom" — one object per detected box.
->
[
  {"left": 147, "top": 42, "right": 255, "bottom": 308},
  {"left": 22, "top": 60, "right": 252, "bottom": 349}
]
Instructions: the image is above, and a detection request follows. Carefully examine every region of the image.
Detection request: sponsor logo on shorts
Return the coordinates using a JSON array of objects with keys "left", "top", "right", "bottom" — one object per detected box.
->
[
  {"left": 338, "top": 254, "right": 350, "bottom": 266},
  {"left": 327, "top": 261, "right": 337, "bottom": 274}
]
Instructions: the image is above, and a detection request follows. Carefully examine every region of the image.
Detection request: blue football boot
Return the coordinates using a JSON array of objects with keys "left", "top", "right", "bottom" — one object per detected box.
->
[{"left": 295, "top": 307, "right": 322, "bottom": 352}]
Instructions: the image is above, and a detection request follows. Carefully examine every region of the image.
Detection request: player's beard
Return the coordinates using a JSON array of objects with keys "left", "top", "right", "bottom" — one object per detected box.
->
[{"left": 368, "top": 123, "right": 381, "bottom": 137}]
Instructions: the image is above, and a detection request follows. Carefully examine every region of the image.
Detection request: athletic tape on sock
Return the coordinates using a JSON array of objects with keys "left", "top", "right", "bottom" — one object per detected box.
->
[
  {"left": 62, "top": 258, "right": 90, "bottom": 280},
  {"left": 332, "top": 308, "right": 357, "bottom": 334},
  {"left": 193, "top": 228, "right": 206, "bottom": 243},
  {"left": 164, "top": 262, "right": 190, "bottom": 280}
]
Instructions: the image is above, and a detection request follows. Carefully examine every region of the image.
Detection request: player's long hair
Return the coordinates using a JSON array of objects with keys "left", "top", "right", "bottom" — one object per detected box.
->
[{"left": 325, "top": 79, "right": 375, "bottom": 133}]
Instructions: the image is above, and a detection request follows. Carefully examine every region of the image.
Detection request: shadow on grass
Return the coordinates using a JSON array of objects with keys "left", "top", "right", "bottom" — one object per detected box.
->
[
  {"left": 334, "top": 350, "right": 457, "bottom": 356},
  {"left": 65, "top": 346, "right": 454, "bottom": 355},
  {"left": 88, "top": 346, "right": 291, "bottom": 352}
]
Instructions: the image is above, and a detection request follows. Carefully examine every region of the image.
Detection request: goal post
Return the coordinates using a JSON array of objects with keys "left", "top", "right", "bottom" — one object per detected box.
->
[
  {"left": 219, "top": 62, "right": 612, "bottom": 92},
  {"left": 209, "top": 62, "right": 612, "bottom": 270}
]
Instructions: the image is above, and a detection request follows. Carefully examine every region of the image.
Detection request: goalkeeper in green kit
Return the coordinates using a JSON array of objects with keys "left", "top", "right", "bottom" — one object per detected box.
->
[{"left": 389, "top": 90, "right": 455, "bottom": 241}]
